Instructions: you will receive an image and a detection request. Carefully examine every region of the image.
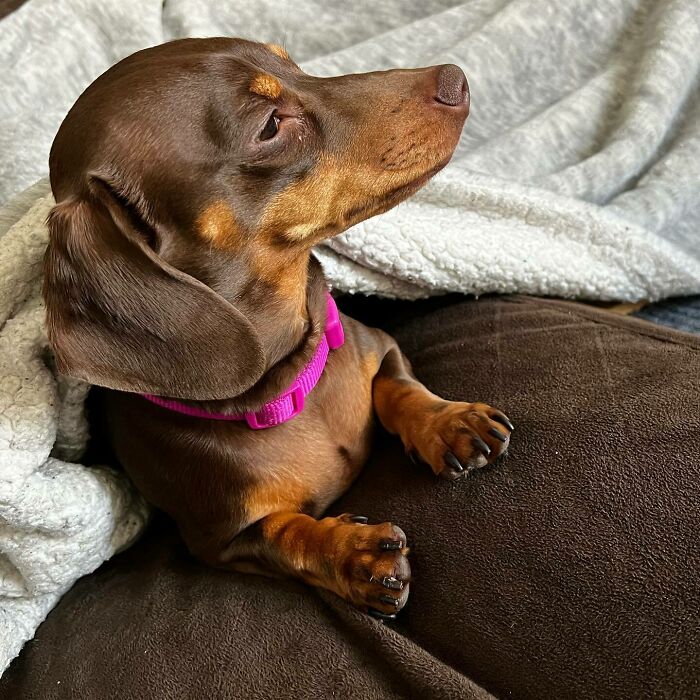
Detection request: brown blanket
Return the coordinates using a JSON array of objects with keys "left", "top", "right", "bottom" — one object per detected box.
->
[{"left": 3, "top": 296, "right": 699, "bottom": 699}]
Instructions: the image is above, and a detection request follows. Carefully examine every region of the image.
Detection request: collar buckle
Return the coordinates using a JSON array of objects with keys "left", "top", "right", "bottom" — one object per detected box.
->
[{"left": 244, "top": 380, "right": 305, "bottom": 429}]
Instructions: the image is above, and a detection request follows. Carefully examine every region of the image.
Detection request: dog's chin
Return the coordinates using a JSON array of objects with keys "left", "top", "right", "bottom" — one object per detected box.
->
[
  {"left": 341, "top": 156, "right": 453, "bottom": 229},
  {"left": 385, "top": 157, "right": 453, "bottom": 202},
  {"left": 302, "top": 153, "right": 457, "bottom": 244}
]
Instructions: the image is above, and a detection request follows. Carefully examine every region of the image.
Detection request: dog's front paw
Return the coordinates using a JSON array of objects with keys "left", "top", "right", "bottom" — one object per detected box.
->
[
  {"left": 405, "top": 401, "right": 513, "bottom": 480},
  {"left": 329, "top": 515, "right": 411, "bottom": 618}
]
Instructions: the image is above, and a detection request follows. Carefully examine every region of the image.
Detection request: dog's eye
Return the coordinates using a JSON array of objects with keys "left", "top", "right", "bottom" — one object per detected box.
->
[{"left": 259, "top": 113, "right": 280, "bottom": 141}]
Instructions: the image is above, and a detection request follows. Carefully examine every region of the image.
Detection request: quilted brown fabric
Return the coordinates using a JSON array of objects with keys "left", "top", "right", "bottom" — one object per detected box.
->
[{"left": 2, "top": 295, "right": 699, "bottom": 699}]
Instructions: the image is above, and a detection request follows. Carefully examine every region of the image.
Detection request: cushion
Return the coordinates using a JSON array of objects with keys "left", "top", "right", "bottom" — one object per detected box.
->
[{"left": 3, "top": 295, "right": 699, "bottom": 699}]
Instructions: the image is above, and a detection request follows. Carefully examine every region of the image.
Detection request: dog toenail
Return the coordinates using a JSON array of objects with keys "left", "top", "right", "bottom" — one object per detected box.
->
[
  {"left": 445, "top": 451, "right": 464, "bottom": 472},
  {"left": 488, "top": 427, "right": 507, "bottom": 442},
  {"left": 472, "top": 437, "right": 491, "bottom": 456},
  {"left": 368, "top": 609, "right": 397, "bottom": 621},
  {"left": 492, "top": 414, "right": 514, "bottom": 431},
  {"left": 349, "top": 515, "right": 369, "bottom": 524},
  {"left": 381, "top": 576, "right": 404, "bottom": 590}
]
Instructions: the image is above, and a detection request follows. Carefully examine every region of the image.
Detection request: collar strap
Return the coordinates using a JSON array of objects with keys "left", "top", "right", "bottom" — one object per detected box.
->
[{"left": 142, "top": 292, "right": 344, "bottom": 429}]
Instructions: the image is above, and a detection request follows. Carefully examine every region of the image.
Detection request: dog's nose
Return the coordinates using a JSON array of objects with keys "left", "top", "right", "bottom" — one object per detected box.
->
[{"left": 434, "top": 64, "right": 469, "bottom": 107}]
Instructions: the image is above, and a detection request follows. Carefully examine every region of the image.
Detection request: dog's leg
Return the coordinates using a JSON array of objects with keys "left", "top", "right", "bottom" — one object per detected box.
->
[
  {"left": 373, "top": 343, "right": 514, "bottom": 480},
  {"left": 208, "top": 512, "right": 410, "bottom": 618}
]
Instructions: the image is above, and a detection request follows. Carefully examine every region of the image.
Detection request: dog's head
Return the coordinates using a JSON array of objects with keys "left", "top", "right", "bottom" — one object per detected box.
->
[{"left": 45, "top": 38, "right": 469, "bottom": 400}]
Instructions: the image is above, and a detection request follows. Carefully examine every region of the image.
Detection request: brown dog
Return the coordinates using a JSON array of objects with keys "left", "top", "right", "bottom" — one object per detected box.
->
[{"left": 43, "top": 38, "right": 512, "bottom": 618}]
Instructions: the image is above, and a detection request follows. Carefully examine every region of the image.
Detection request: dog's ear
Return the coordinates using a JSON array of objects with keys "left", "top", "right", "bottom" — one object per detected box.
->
[{"left": 43, "top": 183, "right": 265, "bottom": 400}]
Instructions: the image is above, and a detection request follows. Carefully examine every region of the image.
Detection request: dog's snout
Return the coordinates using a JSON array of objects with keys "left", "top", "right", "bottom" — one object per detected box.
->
[{"left": 434, "top": 64, "right": 469, "bottom": 107}]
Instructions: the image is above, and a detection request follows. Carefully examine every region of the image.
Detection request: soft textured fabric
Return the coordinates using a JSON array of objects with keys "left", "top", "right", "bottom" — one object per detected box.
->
[
  {"left": 2, "top": 295, "right": 699, "bottom": 699},
  {"left": 2, "top": 0, "right": 700, "bottom": 677},
  {"left": 0, "top": 191, "right": 149, "bottom": 675},
  {"left": 635, "top": 295, "right": 700, "bottom": 334},
  {"left": 1, "top": 0, "right": 700, "bottom": 301}
]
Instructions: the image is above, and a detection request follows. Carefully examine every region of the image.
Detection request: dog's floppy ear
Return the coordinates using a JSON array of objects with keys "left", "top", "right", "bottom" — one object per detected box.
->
[{"left": 43, "top": 184, "right": 265, "bottom": 400}]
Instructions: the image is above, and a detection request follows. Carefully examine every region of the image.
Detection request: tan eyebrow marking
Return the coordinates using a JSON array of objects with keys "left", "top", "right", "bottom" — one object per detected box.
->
[
  {"left": 267, "top": 43, "right": 290, "bottom": 60},
  {"left": 196, "top": 201, "right": 241, "bottom": 249},
  {"left": 250, "top": 73, "right": 283, "bottom": 100}
]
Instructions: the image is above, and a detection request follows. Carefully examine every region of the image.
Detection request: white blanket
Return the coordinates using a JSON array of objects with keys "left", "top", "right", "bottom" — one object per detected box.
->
[
  {"left": 0, "top": 184, "right": 149, "bottom": 674},
  {"left": 1, "top": 0, "right": 699, "bottom": 675},
  {"left": 2, "top": 0, "right": 699, "bottom": 300}
]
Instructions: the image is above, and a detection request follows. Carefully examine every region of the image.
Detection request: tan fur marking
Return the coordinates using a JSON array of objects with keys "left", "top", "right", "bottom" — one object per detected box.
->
[
  {"left": 260, "top": 155, "right": 413, "bottom": 244},
  {"left": 250, "top": 73, "right": 283, "bottom": 100},
  {"left": 196, "top": 201, "right": 240, "bottom": 248},
  {"left": 251, "top": 245, "right": 310, "bottom": 319},
  {"left": 362, "top": 351, "right": 380, "bottom": 380},
  {"left": 245, "top": 477, "right": 310, "bottom": 528},
  {"left": 267, "top": 43, "right": 290, "bottom": 60}
]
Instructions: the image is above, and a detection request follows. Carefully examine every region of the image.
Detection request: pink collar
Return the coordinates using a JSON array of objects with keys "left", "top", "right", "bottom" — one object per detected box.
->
[{"left": 142, "top": 292, "right": 344, "bottom": 429}]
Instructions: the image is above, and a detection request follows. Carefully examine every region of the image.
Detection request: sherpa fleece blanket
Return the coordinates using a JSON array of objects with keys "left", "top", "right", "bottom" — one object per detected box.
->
[
  {"left": 2, "top": 0, "right": 700, "bottom": 301},
  {"left": 1, "top": 0, "right": 700, "bottom": 675},
  {"left": 0, "top": 184, "right": 149, "bottom": 674}
]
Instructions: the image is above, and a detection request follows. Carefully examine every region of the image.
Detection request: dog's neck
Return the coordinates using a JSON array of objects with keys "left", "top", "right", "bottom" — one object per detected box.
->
[
  {"left": 236, "top": 248, "right": 317, "bottom": 366},
  {"left": 194, "top": 251, "right": 330, "bottom": 415}
]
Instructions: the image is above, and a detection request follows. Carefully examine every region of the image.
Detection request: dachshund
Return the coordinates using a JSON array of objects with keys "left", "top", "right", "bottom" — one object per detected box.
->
[{"left": 43, "top": 38, "right": 513, "bottom": 619}]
